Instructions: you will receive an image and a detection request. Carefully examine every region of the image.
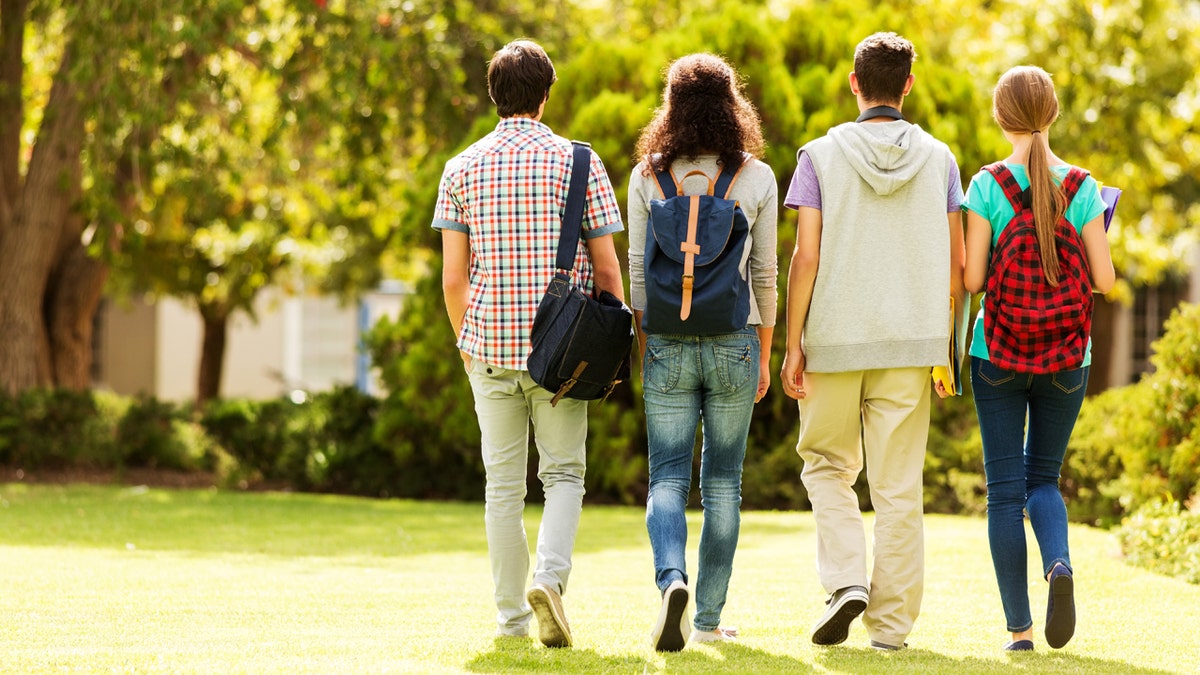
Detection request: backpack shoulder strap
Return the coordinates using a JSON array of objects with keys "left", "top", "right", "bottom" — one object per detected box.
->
[
  {"left": 654, "top": 167, "right": 679, "bottom": 199},
  {"left": 555, "top": 141, "right": 592, "bottom": 272},
  {"left": 984, "top": 162, "right": 1025, "bottom": 211},
  {"left": 713, "top": 156, "right": 749, "bottom": 199},
  {"left": 1060, "top": 166, "right": 1089, "bottom": 203}
]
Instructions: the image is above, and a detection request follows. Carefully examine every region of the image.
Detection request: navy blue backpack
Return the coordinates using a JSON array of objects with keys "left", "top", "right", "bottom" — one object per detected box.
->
[{"left": 644, "top": 164, "right": 750, "bottom": 335}]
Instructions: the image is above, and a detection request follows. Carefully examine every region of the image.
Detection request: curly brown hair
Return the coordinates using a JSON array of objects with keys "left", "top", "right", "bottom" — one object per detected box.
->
[{"left": 635, "top": 53, "right": 764, "bottom": 175}]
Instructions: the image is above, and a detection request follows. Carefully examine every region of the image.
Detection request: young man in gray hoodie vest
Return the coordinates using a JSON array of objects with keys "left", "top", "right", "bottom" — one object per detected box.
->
[{"left": 780, "top": 32, "right": 966, "bottom": 651}]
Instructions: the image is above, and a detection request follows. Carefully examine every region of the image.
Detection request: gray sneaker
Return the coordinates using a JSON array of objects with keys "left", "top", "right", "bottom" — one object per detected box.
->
[
  {"left": 526, "top": 583, "right": 572, "bottom": 648},
  {"left": 812, "top": 585, "right": 869, "bottom": 645}
]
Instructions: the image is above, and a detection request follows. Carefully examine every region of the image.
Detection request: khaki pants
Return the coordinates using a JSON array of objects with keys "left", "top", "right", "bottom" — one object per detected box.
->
[{"left": 796, "top": 367, "right": 930, "bottom": 647}]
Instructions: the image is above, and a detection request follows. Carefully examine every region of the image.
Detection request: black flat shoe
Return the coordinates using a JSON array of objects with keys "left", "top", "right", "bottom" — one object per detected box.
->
[{"left": 1045, "top": 563, "right": 1076, "bottom": 649}]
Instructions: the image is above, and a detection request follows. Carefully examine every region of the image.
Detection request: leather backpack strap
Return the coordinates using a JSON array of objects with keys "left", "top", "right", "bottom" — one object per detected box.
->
[
  {"left": 679, "top": 194, "right": 702, "bottom": 320},
  {"left": 674, "top": 170, "right": 716, "bottom": 322},
  {"left": 713, "top": 156, "right": 748, "bottom": 199}
]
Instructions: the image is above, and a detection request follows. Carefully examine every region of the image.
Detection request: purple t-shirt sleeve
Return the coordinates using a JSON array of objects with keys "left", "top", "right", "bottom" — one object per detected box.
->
[
  {"left": 785, "top": 149, "right": 963, "bottom": 212},
  {"left": 783, "top": 152, "right": 821, "bottom": 211},
  {"left": 947, "top": 159, "right": 964, "bottom": 212}
]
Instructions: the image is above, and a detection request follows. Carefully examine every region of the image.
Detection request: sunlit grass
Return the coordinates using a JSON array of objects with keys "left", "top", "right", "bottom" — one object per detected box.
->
[{"left": 0, "top": 483, "right": 1196, "bottom": 673}]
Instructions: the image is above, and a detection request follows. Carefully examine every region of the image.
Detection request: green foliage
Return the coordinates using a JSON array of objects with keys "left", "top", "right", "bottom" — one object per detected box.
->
[
  {"left": 1118, "top": 500, "right": 1200, "bottom": 584},
  {"left": 1061, "top": 385, "right": 1144, "bottom": 526},
  {"left": 0, "top": 389, "right": 214, "bottom": 472},
  {"left": 0, "top": 389, "right": 112, "bottom": 468},
  {"left": 964, "top": 0, "right": 1200, "bottom": 301},
  {"left": 290, "top": 386, "right": 400, "bottom": 498},
  {"left": 200, "top": 397, "right": 298, "bottom": 484},
  {"left": 582, "top": 382, "right": 648, "bottom": 506},
  {"left": 1070, "top": 302, "right": 1200, "bottom": 524},
  {"left": 924, "top": 386, "right": 988, "bottom": 516},
  {"left": 114, "top": 395, "right": 214, "bottom": 472},
  {"left": 363, "top": 271, "right": 485, "bottom": 500}
]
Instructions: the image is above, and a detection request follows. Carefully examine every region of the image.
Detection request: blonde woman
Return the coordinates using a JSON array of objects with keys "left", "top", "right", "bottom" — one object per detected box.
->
[{"left": 963, "top": 65, "right": 1115, "bottom": 652}]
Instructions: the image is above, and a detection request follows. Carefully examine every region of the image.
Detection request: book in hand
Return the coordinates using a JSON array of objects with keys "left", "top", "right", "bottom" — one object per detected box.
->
[
  {"left": 931, "top": 295, "right": 968, "bottom": 396},
  {"left": 1100, "top": 185, "right": 1121, "bottom": 231}
]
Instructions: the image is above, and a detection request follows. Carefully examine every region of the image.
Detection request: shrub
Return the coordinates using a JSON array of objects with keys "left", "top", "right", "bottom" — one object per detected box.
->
[
  {"left": 0, "top": 389, "right": 115, "bottom": 468},
  {"left": 200, "top": 398, "right": 293, "bottom": 483},
  {"left": 1068, "top": 302, "right": 1200, "bottom": 524},
  {"left": 304, "top": 386, "right": 398, "bottom": 498},
  {"left": 115, "top": 395, "right": 212, "bottom": 471},
  {"left": 924, "top": 383, "right": 987, "bottom": 516},
  {"left": 1118, "top": 500, "right": 1200, "bottom": 584}
]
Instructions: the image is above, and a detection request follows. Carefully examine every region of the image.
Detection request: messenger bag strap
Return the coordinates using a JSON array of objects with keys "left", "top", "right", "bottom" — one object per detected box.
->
[{"left": 554, "top": 141, "right": 593, "bottom": 273}]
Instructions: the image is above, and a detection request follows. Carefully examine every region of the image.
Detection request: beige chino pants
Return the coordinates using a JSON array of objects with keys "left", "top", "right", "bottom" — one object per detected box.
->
[{"left": 796, "top": 367, "right": 931, "bottom": 647}]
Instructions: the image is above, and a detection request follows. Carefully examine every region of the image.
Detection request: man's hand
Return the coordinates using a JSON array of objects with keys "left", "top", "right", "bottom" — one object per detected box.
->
[{"left": 780, "top": 347, "right": 807, "bottom": 400}]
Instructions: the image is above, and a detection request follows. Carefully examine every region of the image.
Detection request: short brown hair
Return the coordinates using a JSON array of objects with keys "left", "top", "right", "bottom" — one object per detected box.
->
[
  {"left": 487, "top": 40, "right": 556, "bottom": 118},
  {"left": 853, "top": 32, "right": 916, "bottom": 104}
]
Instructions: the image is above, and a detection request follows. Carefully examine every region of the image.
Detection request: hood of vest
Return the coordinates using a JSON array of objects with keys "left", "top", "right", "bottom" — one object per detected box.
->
[{"left": 825, "top": 121, "right": 939, "bottom": 197}]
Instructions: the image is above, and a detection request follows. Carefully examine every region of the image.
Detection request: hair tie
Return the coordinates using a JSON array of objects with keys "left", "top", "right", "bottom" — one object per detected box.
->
[{"left": 1032, "top": 130, "right": 1042, "bottom": 135}]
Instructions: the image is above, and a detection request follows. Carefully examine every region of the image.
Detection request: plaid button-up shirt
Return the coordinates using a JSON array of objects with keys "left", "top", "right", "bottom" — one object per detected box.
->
[{"left": 432, "top": 118, "right": 624, "bottom": 370}]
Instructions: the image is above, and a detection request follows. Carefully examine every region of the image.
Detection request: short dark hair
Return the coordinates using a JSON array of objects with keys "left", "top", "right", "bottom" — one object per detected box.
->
[
  {"left": 853, "top": 32, "right": 916, "bottom": 104},
  {"left": 487, "top": 40, "right": 556, "bottom": 118}
]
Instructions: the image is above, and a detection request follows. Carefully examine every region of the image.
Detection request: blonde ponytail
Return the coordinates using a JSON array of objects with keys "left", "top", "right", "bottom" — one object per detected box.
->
[
  {"left": 992, "top": 66, "right": 1065, "bottom": 285},
  {"left": 1027, "top": 131, "right": 1066, "bottom": 286}
]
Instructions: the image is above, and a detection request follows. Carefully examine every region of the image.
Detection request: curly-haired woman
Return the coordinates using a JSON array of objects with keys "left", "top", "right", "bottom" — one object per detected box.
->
[{"left": 627, "top": 53, "right": 778, "bottom": 652}]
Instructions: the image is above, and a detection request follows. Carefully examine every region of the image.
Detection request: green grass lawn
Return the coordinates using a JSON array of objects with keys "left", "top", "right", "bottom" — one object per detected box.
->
[{"left": 0, "top": 483, "right": 1195, "bottom": 674}]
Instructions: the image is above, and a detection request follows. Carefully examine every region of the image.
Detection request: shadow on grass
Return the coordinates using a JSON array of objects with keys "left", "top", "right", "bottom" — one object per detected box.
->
[
  {"left": 817, "top": 644, "right": 1178, "bottom": 675},
  {"left": 465, "top": 637, "right": 649, "bottom": 673},
  {"left": 466, "top": 637, "right": 818, "bottom": 674}
]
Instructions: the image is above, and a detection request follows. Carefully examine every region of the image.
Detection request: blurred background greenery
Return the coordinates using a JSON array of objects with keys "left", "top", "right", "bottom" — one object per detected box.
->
[{"left": 0, "top": 0, "right": 1197, "bottom": 581}]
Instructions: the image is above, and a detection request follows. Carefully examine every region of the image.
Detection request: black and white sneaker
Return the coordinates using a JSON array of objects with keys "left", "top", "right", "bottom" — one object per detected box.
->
[
  {"left": 651, "top": 580, "right": 690, "bottom": 652},
  {"left": 812, "top": 585, "right": 869, "bottom": 645}
]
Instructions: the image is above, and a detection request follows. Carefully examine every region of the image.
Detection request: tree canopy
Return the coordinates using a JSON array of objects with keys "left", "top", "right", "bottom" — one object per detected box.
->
[{"left": 2, "top": 0, "right": 1198, "bottom": 404}]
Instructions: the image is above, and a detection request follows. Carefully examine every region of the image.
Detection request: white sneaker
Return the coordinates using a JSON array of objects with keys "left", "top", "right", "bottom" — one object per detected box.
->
[
  {"left": 651, "top": 580, "right": 690, "bottom": 652},
  {"left": 692, "top": 627, "right": 739, "bottom": 643}
]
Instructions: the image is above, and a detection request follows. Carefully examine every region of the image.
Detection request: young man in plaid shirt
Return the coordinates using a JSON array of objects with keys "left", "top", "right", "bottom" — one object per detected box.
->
[{"left": 433, "top": 39, "right": 625, "bottom": 648}]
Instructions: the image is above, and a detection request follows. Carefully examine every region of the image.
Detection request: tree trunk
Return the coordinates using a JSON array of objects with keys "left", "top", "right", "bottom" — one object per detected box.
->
[
  {"left": 0, "top": 56, "right": 84, "bottom": 394},
  {"left": 0, "top": 0, "right": 29, "bottom": 212},
  {"left": 197, "top": 308, "right": 229, "bottom": 405},
  {"left": 47, "top": 245, "right": 109, "bottom": 390}
]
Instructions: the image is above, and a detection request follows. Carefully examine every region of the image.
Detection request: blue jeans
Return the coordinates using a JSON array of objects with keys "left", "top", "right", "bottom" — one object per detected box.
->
[
  {"left": 643, "top": 328, "right": 759, "bottom": 632},
  {"left": 971, "top": 357, "right": 1087, "bottom": 632}
]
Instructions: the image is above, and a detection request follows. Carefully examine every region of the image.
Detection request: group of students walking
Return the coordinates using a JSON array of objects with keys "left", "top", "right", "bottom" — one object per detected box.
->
[{"left": 433, "top": 31, "right": 1114, "bottom": 655}]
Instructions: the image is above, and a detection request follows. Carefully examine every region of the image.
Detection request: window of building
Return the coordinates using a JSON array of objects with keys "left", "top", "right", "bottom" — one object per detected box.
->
[{"left": 1130, "top": 277, "right": 1188, "bottom": 380}]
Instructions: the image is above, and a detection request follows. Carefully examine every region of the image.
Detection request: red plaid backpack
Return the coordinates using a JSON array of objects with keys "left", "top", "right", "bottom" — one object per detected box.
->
[{"left": 983, "top": 163, "right": 1093, "bottom": 373}]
